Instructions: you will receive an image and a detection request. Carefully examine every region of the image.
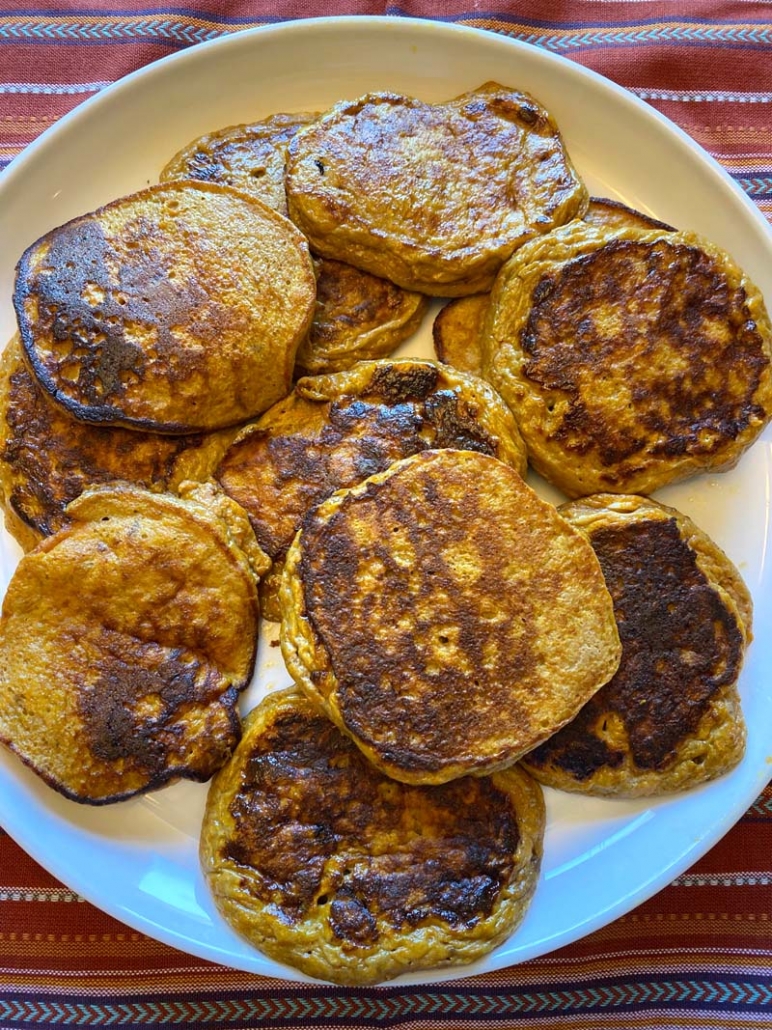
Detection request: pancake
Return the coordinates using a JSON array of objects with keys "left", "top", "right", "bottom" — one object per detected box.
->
[
  {"left": 433, "top": 294, "right": 489, "bottom": 377},
  {"left": 160, "top": 111, "right": 318, "bottom": 216},
  {"left": 432, "top": 199, "right": 676, "bottom": 379},
  {"left": 522, "top": 494, "right": 750, "bottom": 796},
  {"left": 482, "top": 220, "right": 772, "bottom": 496},
  {"left": 14, "top": 181, "right": 316, "bottom": 433},
  {"left": 294, "top": 258, "right": 429, "bottom": 376},
  {"left": 215, "top": 359, "right": 529, "bottom": 620},
  {"left": 285, "top": 81, "right": 588, "bottom": 296},
  {"left": 0, "top": 335, "right": 237, "bottom": 551},
  {"left": 0, "top": 483, "right": 267, "bottom": 804},
  {"left": 281, "top": 448, "right": 621, "bottom": 785},
  {"left": 200, "top": 687, "right": 545, "bottom": 985}
]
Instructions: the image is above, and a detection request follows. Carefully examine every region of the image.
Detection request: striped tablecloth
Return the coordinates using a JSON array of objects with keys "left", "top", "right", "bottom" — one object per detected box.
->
[{"left": 1, "top": 3, "right": 771, "bottom": 1027}]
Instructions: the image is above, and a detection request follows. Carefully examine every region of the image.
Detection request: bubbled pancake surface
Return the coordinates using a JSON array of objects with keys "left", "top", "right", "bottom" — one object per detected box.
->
[
  {"left": 200, "top": 688, "right": 545, "bottom": 986},
  {"left": 14, "top": 181, "right": 316, "bottom": 433},
  {"left": 160, "top": 111, "right": 318, "bottom": 216},
  {"left": 522, "top": 494, "right": 750, "bottom": 797},
  {"left": 0, "top": 336, "right": 236, "bottom": 551},
  {"left": 483, "top": 221, "right": 772, "bottom": 496},
  {"left": 285, "top": 82, "right": 588, "bottom": 296},
  {"left": 215, "top": 359, "right": 528, "bottom": 619},
  {"left": 281, "top": 448, "right": 621, "bottom": 785},
  {"left": 0, "top": 484, "right": 262, "bottom": 804}
]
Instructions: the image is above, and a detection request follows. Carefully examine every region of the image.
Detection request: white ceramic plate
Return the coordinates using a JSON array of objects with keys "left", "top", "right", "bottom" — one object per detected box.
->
[{"left": 1, "top": 16, "right": 771, "bottom": 985}]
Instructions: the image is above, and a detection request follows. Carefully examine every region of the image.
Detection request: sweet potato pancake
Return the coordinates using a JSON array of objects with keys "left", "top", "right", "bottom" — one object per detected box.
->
[
  {"left": 295, "top": 258, "right": 429, "bottom": 376},
  {"left": 200, "top": 688, "right": 545, "bottom": 985},
  {"left": 433, "top": 199, "right": 675, "bottom": 378},
  {"left": 160, "top": 111, "right": 318, "bottom": 216},
  {"left": 215, "top": 358, "right": 528, "bottom": 619},
  {"left": 285, "top": 82, "right": 587, "bottom": 296},
  {"left": 0, "top": 335, "right": 236, "bottom": 551},
  {"left": 522, "top": 494, "right": 750, "bottom": 796},
  {"left": 483, "top": 221, "right": 772, "bottom": 496},
  {"left": 0, "top": 484, "right": 266, "bottom": 804},
  {"left": 14, "top": 181, "right": 316, "bottom": 433},
  {"left": 281, "top": 448, "right": 621, "bottom": 785}
]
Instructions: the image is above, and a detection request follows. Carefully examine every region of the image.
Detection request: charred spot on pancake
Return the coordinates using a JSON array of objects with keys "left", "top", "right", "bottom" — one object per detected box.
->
[
  {"left": 78, "top": 631, "right": 239, "bottom": 778},
  {"left": 521, "top": 239, "right": 769, "bottom": 467},
  {"left": 527, "top": 515, "right": 746, "bottom": 778},
  {"left": 221, "top": 705, "right": 519, "bottom": 935}
]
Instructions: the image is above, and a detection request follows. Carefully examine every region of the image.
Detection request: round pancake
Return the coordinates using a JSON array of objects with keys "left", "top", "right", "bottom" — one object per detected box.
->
[
  {"left": 295, "top": 258, "right": 429, "bottom": 376},
  {"left": 215, "top": 359, "right": 529, "bottom": 620},
  {"left": 160, "top": 111, "right": 318, "bottom": 216},
  {"left": 522, "top": 494, "right": 750, "bottom": 796},
  {"left": 482, "top": 221, "right": 772, "bottom": 496},
  {"left": 0, "top": 484, "right": 265, "bottom": 804},
  {"left": 285, "top": 82, "right": 588, "bottom": 296},
  {"left": 200, "top": 687, "right": 545, "bottom": 986},
  {"left": 0, "top": 335, "right": 237, "bottom": 551},
  {"left": 432, "top": 199, "right": 672, "bottom": 378},
  {"left": 281, "top": 448, "right": 621, "bottom": 785},
  {"left": 14, "top": 181, "right": 316, "bottom": 433}
]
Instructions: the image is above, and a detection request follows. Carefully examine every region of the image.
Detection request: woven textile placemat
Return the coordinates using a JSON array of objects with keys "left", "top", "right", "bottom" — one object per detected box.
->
[{"left": 1, "top": 3, "right": 771, "bottom": 1027}]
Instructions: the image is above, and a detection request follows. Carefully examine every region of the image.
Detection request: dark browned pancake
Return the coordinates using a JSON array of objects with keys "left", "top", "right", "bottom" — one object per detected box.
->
[
  {"left": 0, "top": 336, "right": 236, "bottom": 551},
  {"left": 286, "top": 82, "right": 588, "bottom": 295},
  {"left": 522, "top": 494, "right": 750, "bottom": 796},
  {"left": 200, "top": 688, "right": 545, "bottom": 985},
  {"left": 483, "top": 221, "right": 772, "bottom": 495},
  {"left": 0, "top": 484, "right": 265, "bottom": 804},
  {"left": 281, "top": 448, "right": 621, "bottom": 785},
  {"left": 160, "top": 111, "right": 318, "bottom": 215},
  {"left": 215, "top": 359, "right": 528, "bottom": 620},
  {"left": 433, "top": 199, "right": 674, "bottom": 379},
  {"left": 294, "top": 258, "right": 429, "bottom": 376},
  {"left": 14, "top": 181, "right": 316, "bottom": 433}
]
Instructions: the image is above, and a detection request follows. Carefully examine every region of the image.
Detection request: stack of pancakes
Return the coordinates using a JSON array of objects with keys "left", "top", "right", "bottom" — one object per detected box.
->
[{"left": 0, "top": 80, "right": 768, "bottom": 985}]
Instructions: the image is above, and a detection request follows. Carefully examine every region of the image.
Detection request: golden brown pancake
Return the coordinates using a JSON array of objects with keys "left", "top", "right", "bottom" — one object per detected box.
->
[
  {"left": 432, "top": 199, "right": 674, "bottom": 378},
  {"left": 160, "top": 111, "right": 318, "bottom": 216},
  {"left": 294, "top": 258, "right": 429, "bottom": 376},
  {"left": 215, "top": 359, "right": 528, "bottom": 620},
  {"left": 482, "top": 221, "right": 772, "bottom": 496},
  {"left": 0, "top": 483, "right": 267, "bottom": 804},
  {"left": 522, "top": 494, "right": 750, "bottom": 796},
  {"left": 0, "top": 335, "right": 237, "bottom": 551},
  {"left": 281, "top": 448, "right": 621, "bottom": 785},
  {"left": 286, "top": 82, "right": 588, "bottom": 296},
  {"left": 14, "top": 181, "right": 316, "bottom": 433},
  {"left": 200, "top": 687, "right": 545, "bottom": 985}
]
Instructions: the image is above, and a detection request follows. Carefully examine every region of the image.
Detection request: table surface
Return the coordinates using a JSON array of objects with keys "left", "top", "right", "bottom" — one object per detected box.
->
[{"left": 1, "top": 2, "right": 771, "bottom": 1026}]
